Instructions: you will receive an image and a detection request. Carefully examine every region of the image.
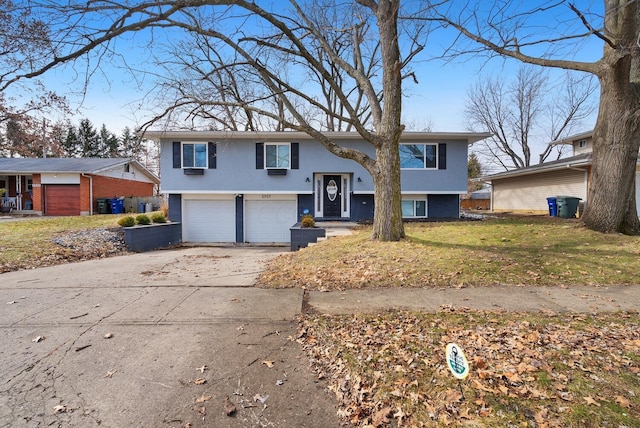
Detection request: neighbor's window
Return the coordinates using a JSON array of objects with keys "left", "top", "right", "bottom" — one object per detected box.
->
[
  {"left": 402, "top": 200, "right": 426, "bottom": 217},
  {"left": 265, "top": 143, "right": 290, "bottom": 169},
  {"left": 183, "top": 143, "right": 207, "bottom": 168},
  {"left": 578, "top": 139, "right": 587, "bottom": 148},
  {"left": 400, "top": 144, "right": 437, "bottom": 169}
]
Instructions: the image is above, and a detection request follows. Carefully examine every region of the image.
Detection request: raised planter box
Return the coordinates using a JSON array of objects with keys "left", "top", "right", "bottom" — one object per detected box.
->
[
  {"left": 290, "top": 223, "right": 325, "bottom": 251},
  {"left": 123, "top": 222, "right": 182, "bottom": 252}
]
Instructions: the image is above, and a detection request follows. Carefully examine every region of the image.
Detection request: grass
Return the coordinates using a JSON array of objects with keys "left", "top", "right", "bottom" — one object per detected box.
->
[
  {"left": 0, "top": 215, "right": 123, "bottom": 271},
  {"left": 258, "top": 216, "right": 640, "bottom": 289}
]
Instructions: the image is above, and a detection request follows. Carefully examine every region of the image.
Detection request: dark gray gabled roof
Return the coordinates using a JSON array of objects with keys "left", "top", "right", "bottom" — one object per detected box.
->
[
  {"left": 478, "top": 153, "right": 593, "bottom": 182},
  {"left": 0, "top": 158, "right": 160, "bottom": 183}
]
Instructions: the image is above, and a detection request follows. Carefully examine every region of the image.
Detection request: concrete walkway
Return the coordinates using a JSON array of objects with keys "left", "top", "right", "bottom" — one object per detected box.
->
[{"left": 307, "top": 284, "right": 640, "bottom": 315}]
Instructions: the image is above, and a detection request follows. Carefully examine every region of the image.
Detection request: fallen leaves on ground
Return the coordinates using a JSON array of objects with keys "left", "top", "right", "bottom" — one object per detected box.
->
[
  {"left": 224, "top": 396, "right": 237, "bottom": 416},
  {"left": 196, "top": 394, "right": 212, "bottom": 403},
  {"left": 298, "top": 310, "right": 640, "bottom": 427},
  {"left": 53, "top": 404, "right": 68, "bottom": 414}
]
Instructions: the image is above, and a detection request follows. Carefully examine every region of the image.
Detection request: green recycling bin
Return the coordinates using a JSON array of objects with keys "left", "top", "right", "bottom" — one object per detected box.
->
[{"left": 556, "top": 196, "right": 581, "bottom": 218}]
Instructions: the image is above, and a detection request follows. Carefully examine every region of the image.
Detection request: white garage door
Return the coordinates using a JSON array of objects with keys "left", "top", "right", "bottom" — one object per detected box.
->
[
  {"left": 183, "top": 198, "right": 236, "bottom": 242},
  {"left": 245, "top": 198, "right": 297, "bottom": 243}
]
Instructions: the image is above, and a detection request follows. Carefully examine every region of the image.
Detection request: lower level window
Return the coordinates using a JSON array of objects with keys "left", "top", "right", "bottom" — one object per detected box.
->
[{"left": 402, "top": 200, "right": 426, "bottom": 217}]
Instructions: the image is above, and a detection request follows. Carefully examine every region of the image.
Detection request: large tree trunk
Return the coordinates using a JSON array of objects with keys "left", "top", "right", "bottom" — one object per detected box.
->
[
  {"left": 371, "top": 142, "right": 405, "bottom": 240},
  {"left": 369, "top": 0, "right": 405, "bottom": 241},
  {"left": 582, "top": 85, "right": 640, "bottom": 234},
  {"left": 581, "top": 0, "right": 640, "bottom": 235}
]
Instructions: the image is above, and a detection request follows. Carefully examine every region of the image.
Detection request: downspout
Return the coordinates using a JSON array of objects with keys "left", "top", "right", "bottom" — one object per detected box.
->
[{"left": 81, "top": 173, "right": 93, "bottom": 215}]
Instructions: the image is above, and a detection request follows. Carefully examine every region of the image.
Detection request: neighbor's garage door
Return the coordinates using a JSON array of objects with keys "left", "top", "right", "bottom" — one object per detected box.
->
[
  {"left": 44, "top": 184, "right": 80, "bottom": 216},
  {"left": 183, "top": 198, "right": 236, "bottom": 242},
  {"left": 245, "top": 197, "right": 297, "bottom": 243}
]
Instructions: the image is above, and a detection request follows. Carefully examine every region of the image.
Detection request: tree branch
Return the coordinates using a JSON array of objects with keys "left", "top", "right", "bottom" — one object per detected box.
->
[{"left": 569, "top": 3, "right": 617, "bottom": 49}]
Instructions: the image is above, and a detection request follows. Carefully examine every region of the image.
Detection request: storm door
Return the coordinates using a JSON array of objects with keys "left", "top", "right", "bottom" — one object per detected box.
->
[{"left": 322, "top": 175, "right": 342, "bottom": 218}]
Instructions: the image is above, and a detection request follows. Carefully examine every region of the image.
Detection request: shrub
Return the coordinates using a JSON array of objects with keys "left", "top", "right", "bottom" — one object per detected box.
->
[
  {"left": 301, "top": 214, "right": 315, "bottom": 228},
  {"left": 135, "top": 214, "right": 151, "bottom": 225},
  {"left": 151, "top": 212, "right": 167, "bottom": 223},
  {"left": 160, "top": 203, "right": 169, "bottom": 218},
  {"left": 117, "top": 216, "right": 136, "bottom": 227}
]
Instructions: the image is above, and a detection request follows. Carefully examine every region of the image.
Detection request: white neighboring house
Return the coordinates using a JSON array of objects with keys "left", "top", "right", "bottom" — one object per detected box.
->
[{"left": 479, "top": 131, "right": 640, "bottom": 217}]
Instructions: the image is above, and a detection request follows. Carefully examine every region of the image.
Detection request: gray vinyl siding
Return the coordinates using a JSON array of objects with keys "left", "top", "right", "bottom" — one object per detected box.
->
[
  {"left": 160, "top": 137, "right": 468, "bottom": 194},
  {"left": 492, "top": 169, "right": 587, "bottom": 212}
]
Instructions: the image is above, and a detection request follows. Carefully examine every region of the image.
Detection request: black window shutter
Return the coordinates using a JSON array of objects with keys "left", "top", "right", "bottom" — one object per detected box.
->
[
  {"left": 438, "top": 143, "right": 447, "bottom": 170},
  {"left": 208, "top": 142, "right": 216, "bottom": 169},
  {"left": 256, "top": 142, "right": 264, "bottom": 169},
  {"left": 172, "top": 142, "right": 181, "bottom": 168},
  {"left": 291, "top": 142, "right": 299, "bottom": 169}
]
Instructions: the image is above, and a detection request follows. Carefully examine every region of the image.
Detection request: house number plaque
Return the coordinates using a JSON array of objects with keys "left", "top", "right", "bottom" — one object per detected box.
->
[{"left": 326, "top": 180, "right": 338, "bottom": 201}]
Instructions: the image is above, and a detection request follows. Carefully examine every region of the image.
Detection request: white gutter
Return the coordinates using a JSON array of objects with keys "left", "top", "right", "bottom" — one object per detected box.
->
[{"left": 81, "top": 173, "right": 93, "bottom": 215}]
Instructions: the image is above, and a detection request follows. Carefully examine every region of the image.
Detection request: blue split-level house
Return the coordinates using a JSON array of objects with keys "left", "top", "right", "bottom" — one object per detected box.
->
[{"left": 145, "top": 131, "right": 490, "bottom": 244}]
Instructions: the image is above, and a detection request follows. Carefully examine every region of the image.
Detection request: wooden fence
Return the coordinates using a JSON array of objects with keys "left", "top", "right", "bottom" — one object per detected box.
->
[{"left": 123, "top": 196, "right": 165, "bottom": 213}]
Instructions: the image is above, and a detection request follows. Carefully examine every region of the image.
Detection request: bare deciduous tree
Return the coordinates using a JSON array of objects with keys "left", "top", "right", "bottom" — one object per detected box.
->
[
  {"left": 466, "top": 66, "right": 597, "bottom": 171},
  {"left": 2, "top": 1, "right": 430, "bottom": 241},
  {"left": 429, "top": 0, "right": 640, "bottom": 235}
]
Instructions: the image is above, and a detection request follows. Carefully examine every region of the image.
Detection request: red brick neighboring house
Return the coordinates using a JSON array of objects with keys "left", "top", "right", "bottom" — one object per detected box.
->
[{"left": 0, "top": 158, "right": 160, "bottom": 216}]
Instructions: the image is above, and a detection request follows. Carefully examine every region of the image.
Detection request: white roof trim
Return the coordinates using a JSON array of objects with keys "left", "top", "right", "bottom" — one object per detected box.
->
[{"left": 145, "top": 130, "right": 492, "bottom": 144}]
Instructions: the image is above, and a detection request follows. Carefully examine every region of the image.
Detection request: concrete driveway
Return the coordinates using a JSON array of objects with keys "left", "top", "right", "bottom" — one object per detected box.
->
[{"left": 0, "top": 247, "right": 341, "bottom": 427}]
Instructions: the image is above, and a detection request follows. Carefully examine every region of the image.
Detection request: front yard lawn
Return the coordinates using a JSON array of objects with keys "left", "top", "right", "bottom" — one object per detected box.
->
[
  {"left": 257, "top": 216, "right": 640, "bottom": 289},
  {"left": 0, "top": 215, "right": 124, "bottom": 272}
]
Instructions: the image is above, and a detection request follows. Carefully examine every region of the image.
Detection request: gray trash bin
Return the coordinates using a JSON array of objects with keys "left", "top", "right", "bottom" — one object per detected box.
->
[{"left": 556, "top": 196, "right": 581, "bottom": 218}]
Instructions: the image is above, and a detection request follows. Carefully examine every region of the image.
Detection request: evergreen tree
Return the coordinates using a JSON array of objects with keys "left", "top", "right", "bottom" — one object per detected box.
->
[
  {"left": 467, "top": 153, "right": 484, "bottom": 194},
  {"left": 119, "top": 126, "right": 142, "bottom": 158},
  {"left": 62, "top": 125, "right": 80, "bottom": 157},
  {"left": 77, "top": 118, "right": 99, "bottom": 157},
  {"left": 98, "top": 124, "right": 119, "bottom": 157}
]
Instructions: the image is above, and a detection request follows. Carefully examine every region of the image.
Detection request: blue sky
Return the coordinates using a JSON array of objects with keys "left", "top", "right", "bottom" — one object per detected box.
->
[{"left": 23, "top": 1, "right": 602, "bottom": 147}]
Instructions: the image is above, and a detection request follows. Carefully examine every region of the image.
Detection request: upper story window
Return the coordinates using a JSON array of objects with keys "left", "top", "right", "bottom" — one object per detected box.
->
[
  {"left": 400, "top": 143, "right": 437, "bottom": 169},
  {"left": 172, "top": 141, "right": 216, "bottom": 171},
  {"left": 265, "top": 143, "right": 290, "bottom": 169},
  {"left": 578, "top": 139, "right": 587, "bottom": 149},
  {"left": 183, "top": 142, "right": 208, "bottom": 168}
]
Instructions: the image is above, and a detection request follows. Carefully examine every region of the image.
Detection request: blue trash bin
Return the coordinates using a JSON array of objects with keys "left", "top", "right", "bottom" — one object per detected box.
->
[
  {"left": 138, "top": 202, "right": 146, "bottom": 213},
  {"left": 110, "top": 198, "right": 124, "bottom": 214},
  {"left": 546, "top": 197, "right": 557, "bottom": 217}
]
